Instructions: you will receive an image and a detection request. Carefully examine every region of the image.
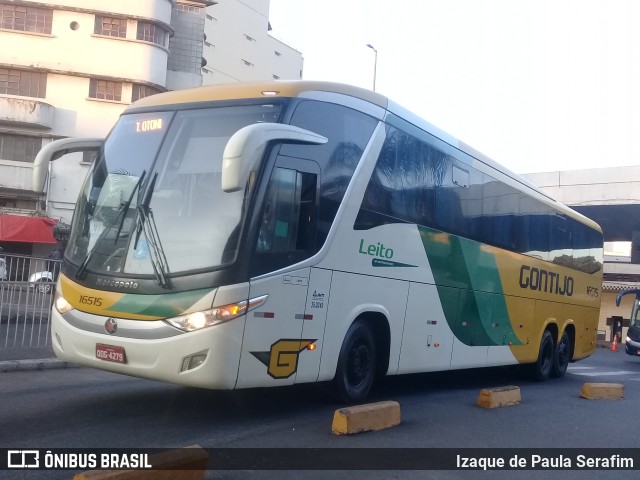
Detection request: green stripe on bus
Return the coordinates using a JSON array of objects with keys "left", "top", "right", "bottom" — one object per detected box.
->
[
  {"left": 107, "top": 288, "right": 214, "bottom": 318},
  {"left": 459, "top": 238, "right": 523, "bottom": 346},
  {"left": 419, "top": 226, "right": 522, "bottom": 346}
]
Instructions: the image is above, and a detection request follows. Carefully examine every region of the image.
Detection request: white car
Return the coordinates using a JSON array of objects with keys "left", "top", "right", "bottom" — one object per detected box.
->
[
  {"left": 0, "top": 257, "right": 6, "bottom": 280},
  {"left": 29, "top": 271, "right": 55, "bottom": 293}
]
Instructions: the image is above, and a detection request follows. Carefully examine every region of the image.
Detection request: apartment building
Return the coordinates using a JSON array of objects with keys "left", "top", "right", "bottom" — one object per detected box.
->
[
  {"left": 0, "top": 0, "right": 302, "bottom": 255},
  {"left": 201, "top": 0, "right": 302, "bottom": 84}
]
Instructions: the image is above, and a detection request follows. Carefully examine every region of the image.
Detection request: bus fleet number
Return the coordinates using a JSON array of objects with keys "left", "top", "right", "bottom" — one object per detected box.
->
[{"left": 79, "top": 295, "right": 103, "bottom": 306}]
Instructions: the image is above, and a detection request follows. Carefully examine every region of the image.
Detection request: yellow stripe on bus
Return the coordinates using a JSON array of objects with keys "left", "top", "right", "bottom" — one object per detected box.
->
[{"left": 59, "top": 274, "right": 164, "bottom": 320}]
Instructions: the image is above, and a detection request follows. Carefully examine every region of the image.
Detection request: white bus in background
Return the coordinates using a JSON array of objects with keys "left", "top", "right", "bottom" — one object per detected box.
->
[{"left": 35, "top": 81, "right": 603, "bottom": 403}]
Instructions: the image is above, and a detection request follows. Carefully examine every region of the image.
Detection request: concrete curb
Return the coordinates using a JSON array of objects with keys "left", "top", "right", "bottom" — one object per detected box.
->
[
  {"left": 476, "top": 385, "right": 521, "bottom": 409},
  {"left": 331, "top": 401, "right": 401, "bottom": 435},
  {"left": 580, "top": 383, "right": 624, "bottom": 400},
  {"left": 0, "top": 358, "right": 79, "bottom": 372}
]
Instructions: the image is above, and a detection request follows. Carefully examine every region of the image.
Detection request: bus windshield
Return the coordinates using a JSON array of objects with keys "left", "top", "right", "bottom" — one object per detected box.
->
[
  {"left": 632, "top": 299, "right": 640, "bottom": 329},
  {"left": 67, "top": 103, "right": 282, "bottom": 278}
]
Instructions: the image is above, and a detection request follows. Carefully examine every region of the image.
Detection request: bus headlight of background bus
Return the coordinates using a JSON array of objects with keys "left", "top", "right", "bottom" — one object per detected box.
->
[
  {"left": 166, "top": 295, "right": 268, "bottom": 332},
  {"left": 54, "top": 290, "right": 74, "bottom": 314}
]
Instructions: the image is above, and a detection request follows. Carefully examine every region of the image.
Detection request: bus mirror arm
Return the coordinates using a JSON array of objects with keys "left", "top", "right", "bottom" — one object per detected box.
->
[
  {"left": 32, "top": 137, "right": 104, "bottom": 193},
  {"left": 221, "top": 123, "right": 328, "bottom": 192},
  {"left": 615, "top": 289, "right": 640, "bottom": 307}
]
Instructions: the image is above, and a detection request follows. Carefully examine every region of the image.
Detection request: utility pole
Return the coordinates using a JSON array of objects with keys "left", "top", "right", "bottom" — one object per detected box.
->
[{"left": 366, "top": 44, "right": 378, "bottom": 91}]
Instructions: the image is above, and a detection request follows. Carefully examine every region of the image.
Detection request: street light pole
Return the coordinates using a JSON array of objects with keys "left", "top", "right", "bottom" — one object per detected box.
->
[{"left": 366, "top": 43, "right": 377, "bottom": 91}]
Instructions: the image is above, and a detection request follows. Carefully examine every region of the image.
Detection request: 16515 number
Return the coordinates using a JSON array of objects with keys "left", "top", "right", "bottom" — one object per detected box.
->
[{"left": 79, "top": 295, "right": 103, "bottom": 306}]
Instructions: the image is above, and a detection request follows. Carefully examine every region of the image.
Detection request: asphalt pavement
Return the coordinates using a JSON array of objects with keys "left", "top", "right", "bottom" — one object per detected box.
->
[{"left": 0, "top": 338, "right": 618, "bottom": 372}]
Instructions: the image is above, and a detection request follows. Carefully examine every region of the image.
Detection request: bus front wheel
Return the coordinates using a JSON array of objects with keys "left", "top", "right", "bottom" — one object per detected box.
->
[
  {"left": 529, "top": 330, "right": 554, "bottom": 381},
  {"left": 334, "top": 320, "right": 377, "bottom": 404}
]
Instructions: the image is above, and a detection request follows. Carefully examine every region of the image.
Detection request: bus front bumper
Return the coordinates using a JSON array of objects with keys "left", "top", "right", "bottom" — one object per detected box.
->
[
  {"left": 51, "top": 308, "right": 245, "bottom": 389},
  {"left": 625, "top": 337, "right": 640, "bottom": 357}
]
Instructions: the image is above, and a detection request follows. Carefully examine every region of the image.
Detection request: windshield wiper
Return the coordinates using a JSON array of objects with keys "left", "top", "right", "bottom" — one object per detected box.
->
[
  {"left": 76, "top": 171, "right": 147, "bottom": 280},
  {"left": 134, "top": 171, "right": 156, "bottom": 249},
  {"left": 114, "top": 170, "right": 147, "bottom": 243},
  {"left": 136, "top": 206, "right": 170, "bottom": 289},
  {"left": 134, "top": 172, "right": 171, "bottom": 289}
]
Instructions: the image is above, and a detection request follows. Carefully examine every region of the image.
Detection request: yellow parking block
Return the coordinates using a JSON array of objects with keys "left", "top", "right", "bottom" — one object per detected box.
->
[
  {"left": 332, "top": 400, "right": 401, "bottom": 435},
  {"left": 73, "top": 445, "right": 208, "bottom": 480},
  {"left": 580, "top": 383, "right": 624, "bottom": 400},
  {"left": 476, "top": 386, "right": 521, "bottom": 409}
]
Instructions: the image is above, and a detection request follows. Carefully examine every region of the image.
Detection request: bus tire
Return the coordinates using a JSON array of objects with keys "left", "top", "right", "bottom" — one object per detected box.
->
[
  {"left": 529, "top": 330, "right": 554, "bottom": 381},
  {"left": 333, "top": 320, "right": 377, "bottom": 404},
  {"left": 551, "top": 330, "right": 571, "bottom": 378}
]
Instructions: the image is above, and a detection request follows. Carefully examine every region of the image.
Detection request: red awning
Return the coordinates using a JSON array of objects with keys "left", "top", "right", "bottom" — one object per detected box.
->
[{"left": 0, "top": 214, "right": 57, "bottom": 244}]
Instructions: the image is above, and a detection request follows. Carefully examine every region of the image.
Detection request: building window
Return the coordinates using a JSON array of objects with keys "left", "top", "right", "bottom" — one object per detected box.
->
[
  {"left": 178, "top": 4, "right": 203, "bottom": 13},
  {"left": 273, "top": 74, "right": 280, "bottom": 79},
  {"left": 89, "top": 79, "right": 122, "bottom": 101},
  {"left": 94, "top": 15, "right": 126, "bottom": 38},
  {"left": 244, "top": 34, "right": 255, "bottom": 42},
  {"left": 0, "top": 4, "right": 52, "bottom": 34},
  {"left": 0, "top": 68, "right": 46, "bottom": 98},
  {"left": 82, "top": 150, "right": 98, "bottom": 164},
  {"left": 136, "top": 22, "right": 166, "bottom": 46},
  {"left": 242, "top": 59, "right": 254, "bottom": 67},
  {"left": 0, "top": 133, "right": 41, "bottom": 163},
  {"left": 132, "top": 84, "right": 161, "bottom": 102},
  {"left": 274, "top": 51, "right": 282, "bottom": 57}
]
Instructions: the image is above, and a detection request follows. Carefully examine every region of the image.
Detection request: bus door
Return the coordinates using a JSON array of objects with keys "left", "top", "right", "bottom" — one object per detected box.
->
[
  {"left": 296, "top": 267, "right": 332, "bottom": 383},
  {"left": 236, "top": 157, "right": 321, "bottom": 388}
]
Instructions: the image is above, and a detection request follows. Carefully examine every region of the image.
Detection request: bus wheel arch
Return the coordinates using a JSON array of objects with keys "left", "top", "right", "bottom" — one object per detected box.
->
[{"left": 333, "top": 313, "right": 390, "bottom": 404}]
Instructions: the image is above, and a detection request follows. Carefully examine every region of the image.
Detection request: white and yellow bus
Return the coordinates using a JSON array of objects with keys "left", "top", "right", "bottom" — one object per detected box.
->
[{"left": 36, "top": 81, "right": 603, "bottom": 403}]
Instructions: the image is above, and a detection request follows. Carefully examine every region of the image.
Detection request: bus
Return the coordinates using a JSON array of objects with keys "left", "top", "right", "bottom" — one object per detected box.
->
[
  {"left": 35, "top": 81, "right": 604, "bottom": 403},
  {"left": 615, "top": 289, "right": 640, "bottom": 356}
]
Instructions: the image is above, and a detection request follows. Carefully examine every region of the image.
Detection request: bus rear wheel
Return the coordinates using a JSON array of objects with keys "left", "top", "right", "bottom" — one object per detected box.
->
[
  {"left": 334, "top": 320, "right": 377, "bottom": 404},
  {"left": 529, "top": 330, "right": 554, "bottom": 381},
  {"left": 551, "top": 330, "right": 571, "bottom": 378}
]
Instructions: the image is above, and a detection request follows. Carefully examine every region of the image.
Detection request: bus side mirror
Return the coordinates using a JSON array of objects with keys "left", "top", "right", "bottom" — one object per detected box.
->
[
  {"left": 221, "top": 123, "right": 327, "bottom": 193},
  {"left": 33, "top": 137, "right": 104, "bottom": 192}
]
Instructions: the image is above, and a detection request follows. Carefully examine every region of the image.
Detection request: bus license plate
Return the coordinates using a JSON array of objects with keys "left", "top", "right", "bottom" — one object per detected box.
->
[{"left": 96, "top": 344, "right": 127, "bottom": 364}]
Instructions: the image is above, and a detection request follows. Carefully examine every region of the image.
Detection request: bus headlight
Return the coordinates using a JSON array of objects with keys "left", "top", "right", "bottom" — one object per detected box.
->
[
  {"left": 166, "top": 294, "right": 268, "bottom": 332},
  {"left": 54, "top": 291, "right": 74, "bottom": 314}
]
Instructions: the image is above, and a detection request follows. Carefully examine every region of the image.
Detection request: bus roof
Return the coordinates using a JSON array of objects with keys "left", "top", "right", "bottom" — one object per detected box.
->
[
  {"left": 130, "top": 80, "right": 389, "bottom": 110},
  {"left": 128, "top": 80, "right": 601, "bottom": 233}
]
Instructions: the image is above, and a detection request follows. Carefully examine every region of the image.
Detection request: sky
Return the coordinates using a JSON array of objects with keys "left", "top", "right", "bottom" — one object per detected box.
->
[{"left": 268, "top": 0, "right": 640, "bottom": 175}]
